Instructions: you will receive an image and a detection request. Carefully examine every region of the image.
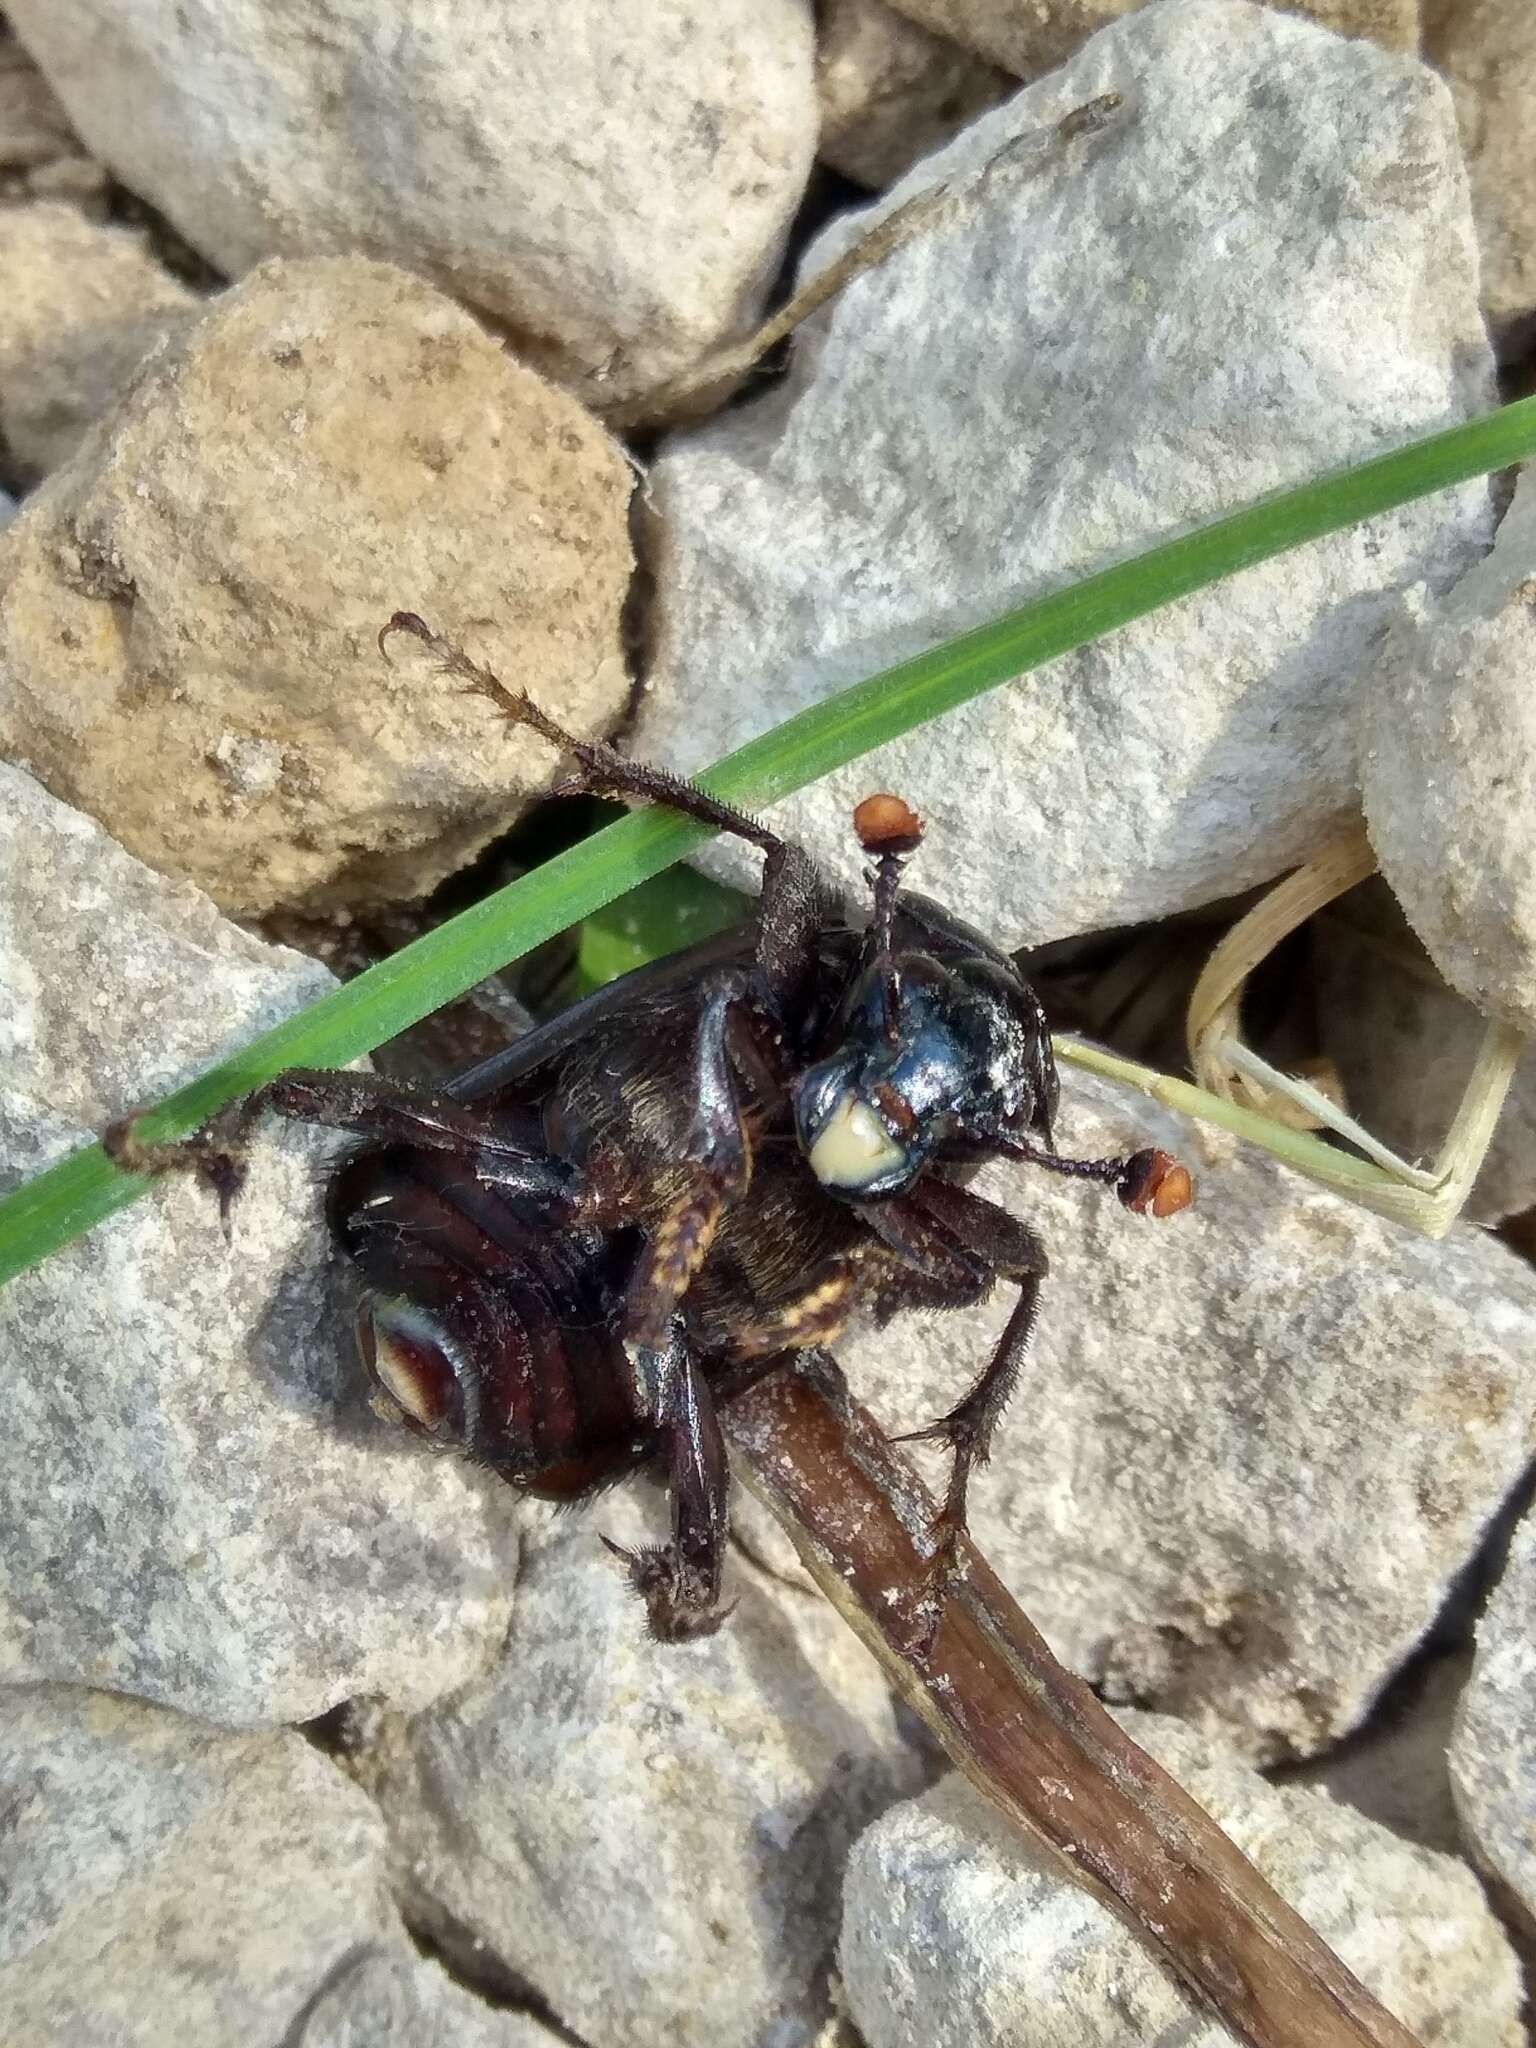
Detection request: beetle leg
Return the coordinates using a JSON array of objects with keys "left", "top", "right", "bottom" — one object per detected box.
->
[
  {"left": 721, "top": 1260, "right": 862, "bottom": 1360},
  {"left": 382, "top": 609, "right": 785, "bottom": 856},
  {"left": 107, "top": 1070, "right": 574, "bottom": 1228},
  {"left": 901, "top": 1179, "right": 1048, "bottom": 1586},
  {"left": 604, "top": 1327, "right": 733, "bottom": 1641},
  {"left": 858, "top": 1177, "right": 1049, "bottom": 1645},
  {"left": 379, "top": 613, "right": 833, "bottom": 1027}
]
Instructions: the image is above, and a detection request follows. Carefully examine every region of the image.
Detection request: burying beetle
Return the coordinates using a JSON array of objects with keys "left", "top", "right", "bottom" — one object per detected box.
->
[{"left": 114, "top": 614, "right": 1191, "bottom": 1646}]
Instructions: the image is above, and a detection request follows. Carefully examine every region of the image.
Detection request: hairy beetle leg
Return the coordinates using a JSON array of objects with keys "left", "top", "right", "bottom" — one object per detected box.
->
[
  {"left": 103, "top": 1100, "right": 259, "bottom": 1233},
  {"left": 600, "top": 1535, "right": 736, "bottom": 1643},
  {"left": 106, "top": 1070, "right": 579, "bottom": 1236}
]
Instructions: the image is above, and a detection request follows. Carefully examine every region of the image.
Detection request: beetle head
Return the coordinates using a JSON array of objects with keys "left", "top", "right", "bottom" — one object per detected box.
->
[
  {"left": 794, "top": 952, "right": 1049, "bottom": 1197},
  {"left": 793, "top": 796, "right": 1054, "bottom": 1199}
]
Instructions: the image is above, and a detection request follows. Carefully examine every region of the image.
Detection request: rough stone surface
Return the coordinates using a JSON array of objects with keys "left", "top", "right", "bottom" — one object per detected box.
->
[
  {"left": 361, "top": 1484, "right": 924, "bottom": 2048},
  {"left": 831, "top": 1059, "right": 1536, "bottom": 1762},
  {"left": 0, "top": 766, "right": 522, "bottom": 1724},
  {"left": 1450, "top": 1503, "right": 1536, "bottom": 1936},
  {"left": 1425, "top": 0, "right": 1536, "bottom": 351},
  {"left": 1283, "top": 1648, "right": 1469, "bottom": 1859},
  {"left": 294, "top": 1953, "right": 564, "bottom": 2048},
  {"left": 0, "top": 256, "right": 634, "bottom": 913},
  {"left": 1360, "top": 467, "right": 1536, "bottom": 1034},
  {"left": 0, "top": 200, "right": 196, "bottom": 483},
  {"left": 840, "top": 1712, "right": 1523, "bottom": 2047},
  {"left": 635, "top": 0, "right": 1492, "bottom": 943},
  {"left": 6, "top": 0, "right": 817, "bottom": 415},
  {"left": 0, "top": 28, "right": 103, "bottom": 202},
  {"left": 817, "top": 0, "right": 1014, "bottom": 189},
  {"left": 0, "top": 1685, "right": 559, "bottom": 2048},
  {"left": 1312, "top": 877, "right": 1536, "bottom": 1225},
  {"left": 883, "top": 0, "right": 1418, "bottom": 77}
]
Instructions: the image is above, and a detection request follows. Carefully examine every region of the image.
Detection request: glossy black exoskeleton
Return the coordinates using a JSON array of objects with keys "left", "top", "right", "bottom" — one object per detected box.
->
[{"left": 122, "top": 618, "right": 1189, "bottom": 1643}]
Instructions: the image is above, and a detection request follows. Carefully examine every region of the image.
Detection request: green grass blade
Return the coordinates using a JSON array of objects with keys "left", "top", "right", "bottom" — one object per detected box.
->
[{"left": 4, "top": 393, "right": 1536, "bottom": 1287}]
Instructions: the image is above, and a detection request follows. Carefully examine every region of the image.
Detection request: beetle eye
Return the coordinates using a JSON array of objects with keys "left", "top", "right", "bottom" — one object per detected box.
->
[
  {"left": 806, "top": 1090, "right": 909, "bottom": 1191},
  {"left": 359, "top": 1296, "right": 466, "bottom": 1436}
]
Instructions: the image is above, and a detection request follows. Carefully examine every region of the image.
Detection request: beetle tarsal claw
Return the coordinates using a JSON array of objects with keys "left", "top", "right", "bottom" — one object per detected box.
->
[
  {"left": 601, "top": 1537, "right": 731, "bottom": 1642},
  {"left": 102, "top": 1111, "right": 250, "bottom": 1230}
]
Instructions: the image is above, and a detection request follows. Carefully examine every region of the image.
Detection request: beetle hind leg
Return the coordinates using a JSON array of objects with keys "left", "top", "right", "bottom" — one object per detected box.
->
[{"left": 604, "top": 1329, "right": 734, "bottom": 1642}]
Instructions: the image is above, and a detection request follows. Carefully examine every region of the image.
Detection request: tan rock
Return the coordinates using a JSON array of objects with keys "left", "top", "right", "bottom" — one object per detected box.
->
[
  {"left": 0, "top": 201, "right": 196, "bottom": 481},
  {"left": 1425, "top": 0, "right": 1536, "bottom": 349},
  {"left": 882, "top": 0, "right": 1416, "bottom": 79},
  {"left": 0, "top": 255, "right": 634, "bottom": 913},
  {"left": 818, "top": 0, "right": 1013, "bottom": 189}
]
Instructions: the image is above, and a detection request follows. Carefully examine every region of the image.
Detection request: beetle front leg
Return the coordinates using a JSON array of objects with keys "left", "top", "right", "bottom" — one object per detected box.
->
[
  {"left": 893, "top": 1176, "right": 1049, "bottom": 1553},
  {"left": 606, "top": 1328, "right": 733, "bottom": 1641},
  {"left": 379, "top": 611, "right": 832, "bottom": 1025}
]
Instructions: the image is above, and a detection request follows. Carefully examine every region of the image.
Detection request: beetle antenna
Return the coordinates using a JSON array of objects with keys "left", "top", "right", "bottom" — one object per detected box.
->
[{"left": 853, "top": 795, "right": 924, "bottom": 1042}]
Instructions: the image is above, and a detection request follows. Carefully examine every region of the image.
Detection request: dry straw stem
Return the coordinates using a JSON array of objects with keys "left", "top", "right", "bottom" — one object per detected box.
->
[
  {"left": 728, "top": 1372, "right": 1424, "bottom": 2048},
  {"left": 1182, "top": 824, "right": 1526, "bottom": 1236},
  {"left": 600, "top": 92, "right": 1133, "bottom": 432}
]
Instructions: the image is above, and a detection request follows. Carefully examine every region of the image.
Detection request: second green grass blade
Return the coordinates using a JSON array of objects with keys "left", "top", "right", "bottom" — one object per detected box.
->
[{"left": 3, "top": 393, "right": 1536, "bottom": 1288}]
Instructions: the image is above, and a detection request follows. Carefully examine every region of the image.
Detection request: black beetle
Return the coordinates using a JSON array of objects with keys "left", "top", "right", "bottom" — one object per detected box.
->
[{"left": 114, "top": 614, "right": 1189, "bottom": 1644}]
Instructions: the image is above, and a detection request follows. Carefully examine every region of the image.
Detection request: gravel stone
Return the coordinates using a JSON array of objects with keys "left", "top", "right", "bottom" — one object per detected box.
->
[
  {"left": 0, "top": 765, "right": 522, "bottom": 1724},
  {"left": 0, "top": 199, "right": 196, "bottom": 483},
  {"left": 5, "top": 0, "right": 818, "bottom": 415},
  {"left": 1360, "top": 466, "right": 1536, "bottom": 1035},
  {"left": 1425, "top": 0, "right": 1536, "bottom": 351},
  {"left": 817, "top": 0, "right": 1014, "bottom": 189},
  {"left": 362, "top": 1484, "right": 923, "bottom": 2048},
  {"left": 1450, "top": 1502, "right": 1536, "bottom": 1938},
  {"left": 635, "top": 0, "right": 1492, "bottom": 946},
  {"left": 841, "top": 1711, "right": 1522, "bottom": 2047},
  {"left": 0, "top": 1685, "right": 561, "bottom": 2047}
]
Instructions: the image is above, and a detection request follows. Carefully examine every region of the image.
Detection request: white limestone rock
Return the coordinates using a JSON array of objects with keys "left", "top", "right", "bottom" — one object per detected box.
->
[
  {"left": 0, "top": 766, "right": 522, "bottom": 1724},
  {"left": 361, "top": 1484, "right": 924, "bottom": 2048},
  {"left": 832, "top": 1060, "right": 1536, "bottom": 1761},
  {"left": 1359, "top": 466, "right": 1536, "bottom": 1035},
  {"left": 840, "top": 1712, "right": 1522, "bottom": 2047},
  {"left": 881, "top": 0, "right": 1418, "bottom": 76},
  {"left": 0, "top": 1686, "right": 561, "bottom": 2048},
  {"left": 1450, "top": 1503, "right": 1536, "bottom": 1937},
  {"left": 1282, "top": 1649, "right": 1468, "bottom": 1860},
  {"left": 635, "top": 0, "right": 1493, "bottom": 947},
  {"left": 0, "top": 26, "right": 103, "bottom": 201},
  {"left": 5, "top": 0, "right": 818, "bottom": 416}
]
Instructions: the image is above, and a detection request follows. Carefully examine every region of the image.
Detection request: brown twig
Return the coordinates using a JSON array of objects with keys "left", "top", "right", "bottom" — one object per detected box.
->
[{"left": 726, "top": 1371, "right": 1423, "bottom": 2048}]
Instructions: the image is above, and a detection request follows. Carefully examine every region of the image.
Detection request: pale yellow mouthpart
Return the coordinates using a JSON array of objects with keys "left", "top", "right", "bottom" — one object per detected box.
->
[{"left": 807, "top": 1094, "right": 906, "bottom": 1190}]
